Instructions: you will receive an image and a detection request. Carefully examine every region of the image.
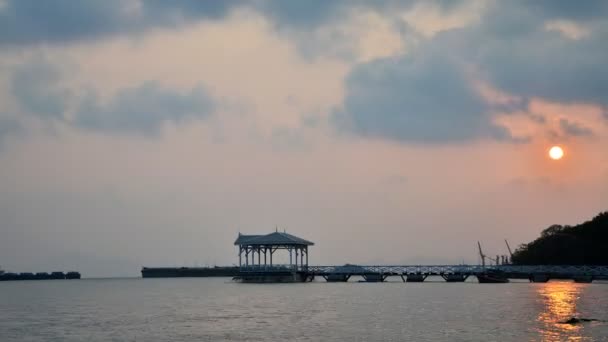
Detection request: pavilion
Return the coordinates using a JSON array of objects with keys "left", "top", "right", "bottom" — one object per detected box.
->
[{"left": 234, "top": 230, "right": 314, "bottom": 282}]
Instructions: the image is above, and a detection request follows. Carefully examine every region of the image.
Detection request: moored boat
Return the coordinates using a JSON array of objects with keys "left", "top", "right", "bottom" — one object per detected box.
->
[{"left": 477, "top": 272, "right": 509, "bottom": 283}]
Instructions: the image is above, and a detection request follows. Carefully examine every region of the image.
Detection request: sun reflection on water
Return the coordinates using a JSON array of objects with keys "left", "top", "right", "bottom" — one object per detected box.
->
[{"left": 536, "top": 282, "right": 584, "bottom": 340}]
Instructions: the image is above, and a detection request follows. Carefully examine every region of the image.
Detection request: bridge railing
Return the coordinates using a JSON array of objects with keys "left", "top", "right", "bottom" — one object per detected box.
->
[
  {"left": 307, "top": 265, "right": 486, "bottom": 274},
  {"left": 306, "top": 265, "right": 608, "bottom": 276}
]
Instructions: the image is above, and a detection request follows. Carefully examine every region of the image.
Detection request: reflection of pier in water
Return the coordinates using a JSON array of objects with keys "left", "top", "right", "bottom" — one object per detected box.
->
[{"left": 233, "top": 231, "right": 608, "bottom": 283}]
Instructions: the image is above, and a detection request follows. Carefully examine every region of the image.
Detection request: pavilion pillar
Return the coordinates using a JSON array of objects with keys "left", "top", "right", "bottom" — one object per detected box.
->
[
  {"left": 270, "top": 248, "right": 273, "bottom": 266},
  {"left": 264, "top": 248, "right": 267, "bottom": 267},
  {"left": 245, "top": 247, "right": 249, "bottom": 267},
  {"left": 289, "top": 248, "right": 292, "bottom": 265},
  {"left": 305, "top": 246, "right": 308, "bottom": 268},
  {"left": 300, "top": 247, "right": 304, "bottom": 267},
  {"left": 239, "top": 246, "right": 242, "bottom": 268},
  {"left": 295, "top": 248, "right": 298, "bottom": 269}
]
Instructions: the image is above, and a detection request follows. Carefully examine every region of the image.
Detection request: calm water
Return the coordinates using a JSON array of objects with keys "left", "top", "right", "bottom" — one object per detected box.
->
[{"left": 1, "top": 278, "right": 607, "bottom": 341}]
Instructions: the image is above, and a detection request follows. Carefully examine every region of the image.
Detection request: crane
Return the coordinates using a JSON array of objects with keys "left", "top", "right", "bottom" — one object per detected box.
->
[
  {"left": 505, "top": 239, "right": 513, "bottom": 258},
  {"left": 478, "top": 241, "right": 499, "bottom": 267},
  {"left": 478, "top": 241, "right": 485, "bottom": 267}
]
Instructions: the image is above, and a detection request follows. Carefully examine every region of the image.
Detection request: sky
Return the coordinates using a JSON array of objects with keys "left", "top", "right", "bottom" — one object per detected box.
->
[{"left": 0, "top": 0, "right": 607, "bottom": 277}]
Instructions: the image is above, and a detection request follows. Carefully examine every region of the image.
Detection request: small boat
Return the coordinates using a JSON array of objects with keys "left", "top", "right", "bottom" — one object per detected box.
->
[{"left": 477, "top": 272, "right": 509, "bottom": 283}]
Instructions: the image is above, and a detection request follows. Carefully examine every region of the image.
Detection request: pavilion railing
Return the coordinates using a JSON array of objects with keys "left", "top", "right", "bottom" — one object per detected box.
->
[{"left": 239, "top": 264, "right": 309, "bottom": 273}]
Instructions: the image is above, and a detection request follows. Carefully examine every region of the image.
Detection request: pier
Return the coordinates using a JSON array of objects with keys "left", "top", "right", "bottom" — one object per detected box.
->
[
  {"left": 232, "top": 232, "right": 608, "bottom": 283},
  {"left": 306, "top": 265, "right": 608, "bottom": 283}
]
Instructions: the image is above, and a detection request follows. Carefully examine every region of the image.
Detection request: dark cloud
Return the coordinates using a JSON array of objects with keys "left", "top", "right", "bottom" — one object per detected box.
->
[
  {"left": 0, "top": 0, "right": 464, "bottom": 47},
  {"left": 8, "top": 59, "right": 214, "bottom": 136},
  {"left": 10, "top": 60, "right": 69, "bottom": 119},
  {"left": 259, "top": 0, "right": 466, "bottom": 29},
  {"left": 469, "top": 1, "right": 608, "bottom": 108},
  {"left": 0, "top": 0, "right": 243, "bottom": 46},
  {"left": 334, "top": 49, "right": 520, "bottom": 144},
  {"left": 259, "top": 0, "right": 412, "bottom": 31},
  {"left": 477, "top": 31, "right": 608, "bottom": 108},
  {"left": 0, "top": 0, "right": 133, "bottom": 46},
  {"left": 0, "top": 117, "right": 21, "bottom": 143},
  {"left": 334, "top": 1, "right": 608, "bottom": 144},
  {"left": 256, "top": 0, "right": 348, "bottom": 28},
  {"left": 75, "top": 82, "right": 214, "bottom": 136},
  {"left": 559, "top": 118, "right": 593, "bottom": 137},
  {"left": 518, "top": 0, "right": 608, "bottom": 21}
]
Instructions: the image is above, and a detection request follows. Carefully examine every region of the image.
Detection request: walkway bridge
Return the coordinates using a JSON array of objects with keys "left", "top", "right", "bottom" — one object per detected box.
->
[
  {"left": 236, "top": 264, "right": 608, "bottom": 283},
  {"left": 305, "top": 265, "right": 608, "bottom": 283}
]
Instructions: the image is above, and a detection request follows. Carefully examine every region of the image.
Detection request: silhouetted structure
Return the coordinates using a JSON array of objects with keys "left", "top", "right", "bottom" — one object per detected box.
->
[{"left": 234, "top": 231, "right": 314, "bottom": 282}]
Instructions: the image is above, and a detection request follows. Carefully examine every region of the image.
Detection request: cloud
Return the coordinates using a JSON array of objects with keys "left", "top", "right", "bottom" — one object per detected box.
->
[
  {"left": 473, "top": 2, "right": 608, "bottom": 108},
  {"left": 333, "top": 39, "right": 520, "bottom": 144},
  {"left": 257, "top": 0, "right": 473, "bottom": 60},
  {"left": 519, "top": 0, "right": 608, "bottom": 21},
  {"left": 0, "top": 117, "right": 21, "bottom": 143},
  {"left": 0, "top": 0, "right": 405, "bottom": 47},
  {"left": 333, "top": 1, "right": 608, "bottom": 144},
  {"left": 478, "top": 32, "right": 608, "bottom": 108},
  {"left": 0, "top": 0, "right": 467, "bottom": 52},
  {"left": 7, "top": 58, "right": 214, "bottom": 136},
  {"left": 0, "top": 0, "right": 243, "bottom": 46},
  {"left": 544, "top": 20, "right": 590, "bottom": 40},
  {"left": 10, "top": 59, "right": 69, "bottom": 119},
  {"left": 75, "top": 82, "right": 214, "bottom": 136},
  {"left": 259, "top": 0, "right": 467, "bottom": 29},
  {"left": 559, "top": 118, "right": 593, "bottom": 137}
]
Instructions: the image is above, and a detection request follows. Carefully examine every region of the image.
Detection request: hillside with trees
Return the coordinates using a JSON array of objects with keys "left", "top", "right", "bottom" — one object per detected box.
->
[{"left": 511, "top": 212, "right": 608, "bottom": 265}]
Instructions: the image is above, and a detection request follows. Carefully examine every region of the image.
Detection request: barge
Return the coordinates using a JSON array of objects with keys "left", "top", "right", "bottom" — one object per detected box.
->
[
  {"left": 0, "top": 271, "right": 81, "bottom": 281},
  {"left": 141, "top": 266, "right": 239, "bottom": 278}
]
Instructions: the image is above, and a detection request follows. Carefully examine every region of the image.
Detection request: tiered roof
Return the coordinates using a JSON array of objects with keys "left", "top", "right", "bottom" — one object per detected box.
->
[{"left": 234, "top": 231, "right": 314, "bottom": 246}]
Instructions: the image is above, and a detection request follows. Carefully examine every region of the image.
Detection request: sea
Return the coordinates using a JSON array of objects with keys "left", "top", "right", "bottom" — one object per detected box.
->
[{"left": 1, "top": 277, "right": 607, "bottom": 341}]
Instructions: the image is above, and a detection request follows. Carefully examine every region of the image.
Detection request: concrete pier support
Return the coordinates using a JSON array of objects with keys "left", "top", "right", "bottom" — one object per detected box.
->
[
  {"left": 573, "top": 275, "right": 593, "bottom": 283},
  {"left": 323, "top": 274, "right": 351, "bottom": 282},
  {"left": 529, "top": 274, "right": 550, "bottom": 283},
  {"left": 362, "top": 273, "right": 387, "bottom": 282},
  {"left": 442, "top": 274, "right": 468, "bottom": 282},
  {"left": 404, "top": 274, "right": 427, "bottom": 282}
]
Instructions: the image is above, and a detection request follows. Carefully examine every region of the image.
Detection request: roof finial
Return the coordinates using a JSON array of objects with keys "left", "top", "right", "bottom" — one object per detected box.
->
[{"left": 275, "top": 225, "right": 278, "bottom": 233}]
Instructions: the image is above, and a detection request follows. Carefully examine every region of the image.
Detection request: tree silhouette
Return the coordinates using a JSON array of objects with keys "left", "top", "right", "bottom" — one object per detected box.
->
[{"left": 511, "top": 212, "right": 608, "bottom": 265}]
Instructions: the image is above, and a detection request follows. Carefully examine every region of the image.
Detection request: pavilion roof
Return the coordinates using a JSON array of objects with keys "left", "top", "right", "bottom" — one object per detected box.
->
[{"left": 234, "top": 231, "right": 314, "bottom": 246}]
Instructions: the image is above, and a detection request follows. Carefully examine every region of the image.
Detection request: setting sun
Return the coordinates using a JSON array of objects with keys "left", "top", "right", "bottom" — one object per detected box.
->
[{"left": 549, "top": 146, "right": 564, "bottom": 160}]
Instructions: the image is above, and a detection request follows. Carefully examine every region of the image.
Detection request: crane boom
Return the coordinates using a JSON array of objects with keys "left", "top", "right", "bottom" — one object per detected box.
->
[
  {"left": 505, "top": 239, "right": 513, "bottom": 257},
  {"left": 477, "top": 241, "right": 486, "bottom": 267}
]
